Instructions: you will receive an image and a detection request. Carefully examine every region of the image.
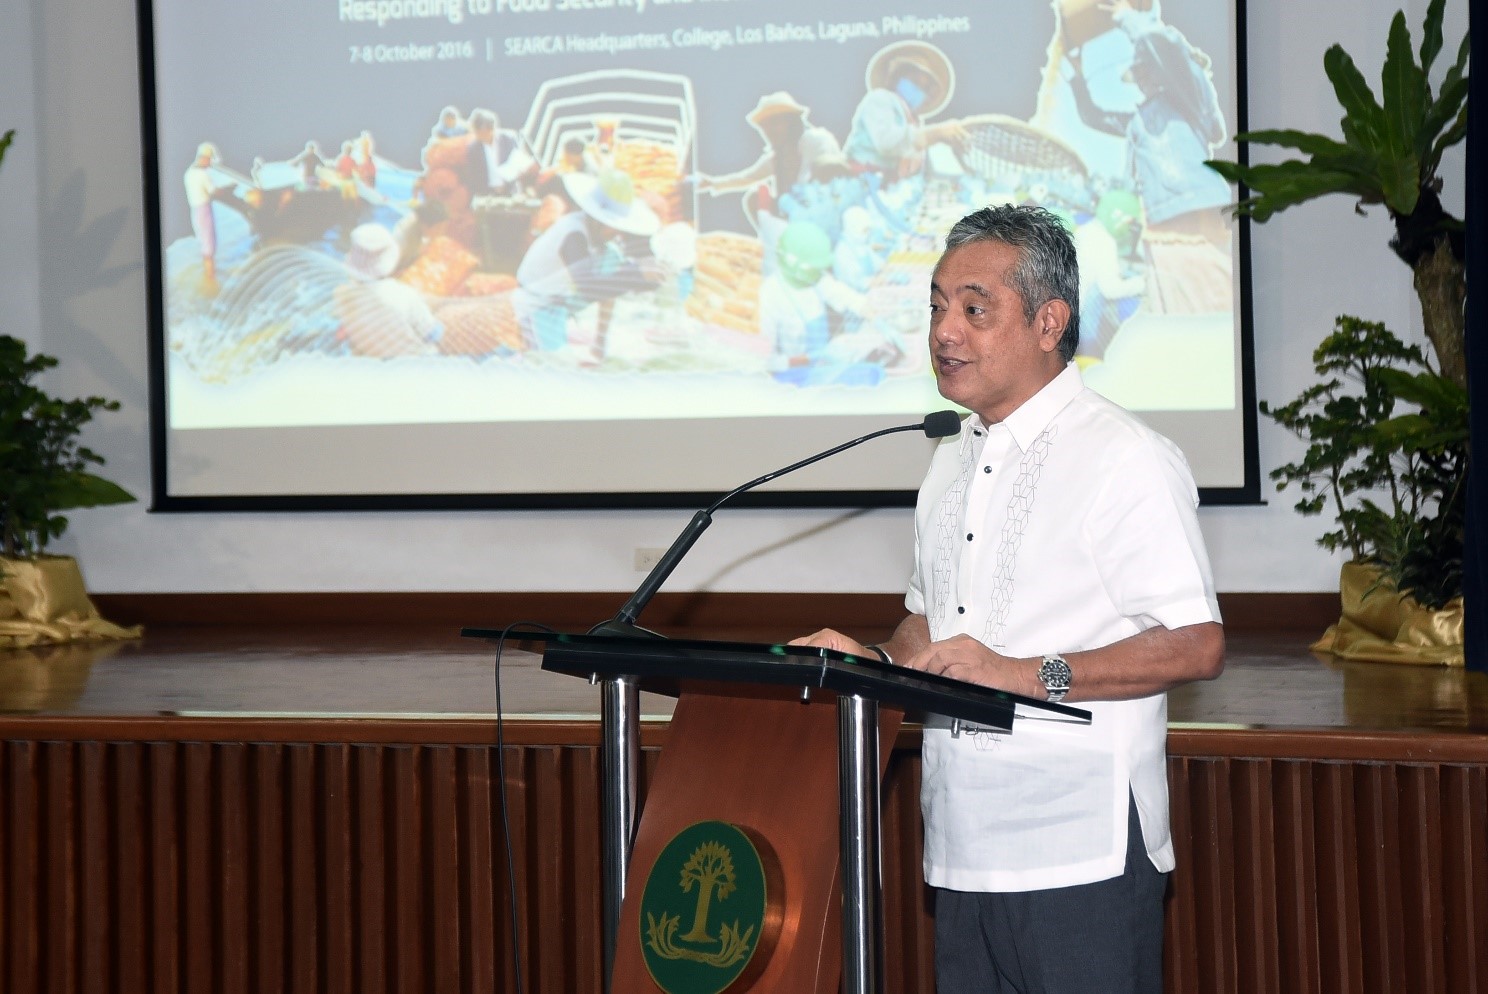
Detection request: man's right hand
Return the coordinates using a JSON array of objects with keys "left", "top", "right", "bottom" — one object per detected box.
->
[{"left": 788, "top": 629, "right": 873, "bottom": 658}]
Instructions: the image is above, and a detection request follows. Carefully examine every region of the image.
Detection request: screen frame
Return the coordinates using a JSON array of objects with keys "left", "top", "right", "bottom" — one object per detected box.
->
[{"left": 136, "top": 0, "right": 1261, "bottom": 512}]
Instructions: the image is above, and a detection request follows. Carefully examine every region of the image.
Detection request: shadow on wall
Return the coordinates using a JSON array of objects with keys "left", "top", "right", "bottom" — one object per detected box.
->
[
  {"left": 693, "top": 507, "right": 878, "bottom": 591},
  {"left": 37, "top": 168, "right": 146, "bottom": 406}
]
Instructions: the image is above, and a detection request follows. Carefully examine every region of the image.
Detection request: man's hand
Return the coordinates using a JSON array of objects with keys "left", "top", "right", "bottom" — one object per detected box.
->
[
  {"left": 903, "top": 634, "right": 1039, "bottom": 697},
  {"left": 901, "top": 623, "right": 1224, "bottom": 704},
  {"left": 788, "top": 628, "right": 873, "bottom": 658}
]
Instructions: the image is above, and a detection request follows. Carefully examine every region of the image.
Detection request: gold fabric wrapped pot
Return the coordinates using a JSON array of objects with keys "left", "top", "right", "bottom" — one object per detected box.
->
[
  {"left": 0, "top": 555, "right": 142, "bottom": 648},
  {"left": 1312, "top": 561, "right": 1464, "bottom": 667}
]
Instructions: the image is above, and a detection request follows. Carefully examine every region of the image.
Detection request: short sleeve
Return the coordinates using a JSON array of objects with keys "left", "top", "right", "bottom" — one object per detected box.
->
[{"left": 1083, "top": 436, "right": 1221, "bottom": 632}]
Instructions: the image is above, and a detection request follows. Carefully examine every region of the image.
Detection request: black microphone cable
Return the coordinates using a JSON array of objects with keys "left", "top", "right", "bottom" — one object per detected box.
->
[{"left": 486, "top": 620, "right": 556, "bottom": 994}]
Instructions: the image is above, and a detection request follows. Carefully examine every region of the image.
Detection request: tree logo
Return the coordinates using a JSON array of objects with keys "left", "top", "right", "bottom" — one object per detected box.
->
[{"left": 639, "top": 821, "right": 777, "bottom": 994}]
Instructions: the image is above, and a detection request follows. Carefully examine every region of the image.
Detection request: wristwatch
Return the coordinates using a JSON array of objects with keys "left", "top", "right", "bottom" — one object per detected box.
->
[{"left": 1037, "top": 653, "right": 1072, "bottom": 703}]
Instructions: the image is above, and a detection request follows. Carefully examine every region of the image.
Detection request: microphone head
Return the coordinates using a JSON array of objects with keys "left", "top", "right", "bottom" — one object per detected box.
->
[{"left": 922, "top": 410, "right": 962, "bottom": 438}]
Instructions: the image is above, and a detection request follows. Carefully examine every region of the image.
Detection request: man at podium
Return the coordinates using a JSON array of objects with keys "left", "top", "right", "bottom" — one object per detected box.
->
[{"left": 793, "top": 204, "right": 1225, "bottom": 994}]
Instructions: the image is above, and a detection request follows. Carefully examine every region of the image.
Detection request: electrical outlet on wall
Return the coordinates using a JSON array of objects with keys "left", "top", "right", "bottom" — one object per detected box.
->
[{"left": 634, "top": 547, "right": 666, "bottom": 572}]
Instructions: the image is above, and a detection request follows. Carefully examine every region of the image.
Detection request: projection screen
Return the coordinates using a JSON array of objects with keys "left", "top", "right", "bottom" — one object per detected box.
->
[{"left": 139, "top": 0, "right": 1259, "bottom": 508}]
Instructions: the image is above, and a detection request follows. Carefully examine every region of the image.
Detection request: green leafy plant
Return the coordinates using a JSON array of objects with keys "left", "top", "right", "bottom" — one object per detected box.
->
[
  {"left": 1261, "top": 316, "right": 1466, "bottom": 609},
  {"left": 1205, "top": 0, "right": 1468, "bottom": 387},
  {"left": 0, "top": 336, "right": 135, "bottom": 558},
  {"left": 1208, "top": 1, "right": 1470, "bottom": 613},
  {"left": 1, "top": 130, "right": 135, "bottom": 559}
]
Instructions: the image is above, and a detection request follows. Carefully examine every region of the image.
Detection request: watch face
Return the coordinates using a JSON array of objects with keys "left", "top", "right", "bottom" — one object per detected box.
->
[{"left": 1039, "top": 656, "right": 1071, "bottom": 689}]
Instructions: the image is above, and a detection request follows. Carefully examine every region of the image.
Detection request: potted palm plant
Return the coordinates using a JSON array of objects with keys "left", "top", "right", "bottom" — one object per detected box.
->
[
  {"left": 1, "top": 130, "right": 141, "bottom": 647},
  {"left": 1205, "top": 0, "right": 1469, "bottom": 663}
]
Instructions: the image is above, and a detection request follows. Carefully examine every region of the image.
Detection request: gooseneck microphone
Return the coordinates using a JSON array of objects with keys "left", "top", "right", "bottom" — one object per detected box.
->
[{"left": 591, "top": 410, "right": 963, "bottom": 637}]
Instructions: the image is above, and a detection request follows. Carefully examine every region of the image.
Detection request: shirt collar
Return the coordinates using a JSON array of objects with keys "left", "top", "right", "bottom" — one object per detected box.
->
[{"left": 968, "top": 363, "right": 1084, "bottom": 452}]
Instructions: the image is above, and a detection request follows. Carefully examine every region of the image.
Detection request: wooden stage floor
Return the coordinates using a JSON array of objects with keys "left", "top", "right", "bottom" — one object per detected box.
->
[{"left": 2, "top": 623, "right": 1484, "bottom": 735}]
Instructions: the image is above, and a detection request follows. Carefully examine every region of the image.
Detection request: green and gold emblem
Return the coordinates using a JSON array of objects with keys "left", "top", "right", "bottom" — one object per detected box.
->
[{"left": 639, "top": 821, "right": 779, "bottom": 994}]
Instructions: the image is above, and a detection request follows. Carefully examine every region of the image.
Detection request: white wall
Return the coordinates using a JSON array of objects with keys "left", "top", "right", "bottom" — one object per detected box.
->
[{"left": 0, "top": 0, "right": 1464, "bottom": 595}]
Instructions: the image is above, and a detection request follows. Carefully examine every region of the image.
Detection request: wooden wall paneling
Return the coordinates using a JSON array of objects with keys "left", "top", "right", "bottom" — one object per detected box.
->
[
  {"left": 389, "top": 746, "right": 425, "bottom": 993},
  {"left": 1195, "top": 758, "right": 1238, "bottom": 989},
  {"left": 525, "top": 746, "right": 566, "bottom": 991},
  {"left": 182, "top": 742, "right": 215, "bottom": 993},
  {"left": 1440, "top": 765, "right": 1488, "bottom": 992},
  {"left": 287, "top": 743, "right": 320, "bottom": 994},
  {"left": 353, "top": 743, "right": 389, "bottom": 994},
  {"left": 426, "top": 747, "right": 463, "bottom": 994},
  {"left": 79, "top": 741, "right": 109, "bottom": 994},
  {"left": 521, "top": 744, "right": 604, "bottom": 993},
  {"left": 251, "top": 743, "right": 287, "bottom": 994},
  {"left": 1271, "top": 759, "right": 1321, "bottom": 994},
  {"left": 6, "top": 741, "right": 40, "bottom": 992},
  {"left": 457, "top": 746, "right": 498, "bottom": 993},
  {"left": 1230, "top": 759, "right": 1281, "bottom": 994},
  {"left": 1397, "top": 764, "right": 1445, "bottom": 991},
  {"left": 1311, "top": 762, "right": 1364, "bottom": 994},
  {"left": 566, "top": 744, "right": 605, "bottom": 989},
  {"left": 1353, "top": 763, "right": 1405, "bottom": 990},
  {"left": 45, "top": 742, "right": 78, "bottom": 994},
  {"left": 319, "top": 743, "right": 356, "bottom": 994},
  {"left": 880, "top": 749, "right": 933, "bottom": 994},
  {"left": 1164, "top": 757, "right": 1200, "bottom": 994},
  {"left": 495, "top": 744, "right": 530, "bottom": 992},
  {"left": 2, "top": 729, "right": 1486, "bottom": 994},
  {"left": 218, "top": 742, "right": 251, "bottom": 994},
  {"left": 148, "top": 741, "right": 182, "bottom": 994},
  {"left": 113, "top": 743, "right": 149, "bottom": 993},
  {"left": 90, "top": 590, "right": 1345, "bottom": 636}
]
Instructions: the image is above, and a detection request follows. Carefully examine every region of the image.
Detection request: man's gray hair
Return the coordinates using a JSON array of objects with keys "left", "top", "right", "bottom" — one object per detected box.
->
[
  {"left": 943, "top": 204, "right": 1081, "bottom": 363},
  {"left": 468, "top": 109, "right": 498, "bottom": 132}
]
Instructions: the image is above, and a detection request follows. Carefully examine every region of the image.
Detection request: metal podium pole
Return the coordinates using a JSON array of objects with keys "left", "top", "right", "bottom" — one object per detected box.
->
[
  {"left": 599, "top": 674, "right": 641, "bottom": 993},
  {"left": 838, "top": 692, "right": 884, "bottom": 994}
]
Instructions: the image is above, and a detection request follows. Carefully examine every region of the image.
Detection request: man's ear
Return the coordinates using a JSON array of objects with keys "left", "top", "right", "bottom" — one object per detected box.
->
[{"left": 1037, "top": 299, "right": 1072, "bottom": 353}]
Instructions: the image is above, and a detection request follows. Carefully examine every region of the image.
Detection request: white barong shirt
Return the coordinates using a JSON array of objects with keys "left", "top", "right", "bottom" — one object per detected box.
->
[{"left": 909, "top": 363, "right": 1220, "bottom": 893}]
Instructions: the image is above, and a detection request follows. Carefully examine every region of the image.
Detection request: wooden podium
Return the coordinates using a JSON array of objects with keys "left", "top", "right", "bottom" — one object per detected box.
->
[{"left": 464, "top": 631, "right": 1089, "bottom": 994}]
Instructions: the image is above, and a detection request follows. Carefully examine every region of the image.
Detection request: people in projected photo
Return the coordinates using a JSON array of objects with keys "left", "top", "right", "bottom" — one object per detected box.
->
[
  {"left": 182, "top": 142, "right": 235, "bottom": 292},
  {"left": 460, "top": 110, "right": 533, "bottom": 196},
  {"left": 586, "top": 117, "right": 622, "bottom": 173},
  {"left": 391, "top": 200, "right": 450, "bottom": 276},
  {"left": 530, "top": 138, "right": 594, "bottom": 238},
  {"left": 432, "top": 106, "right": 469, "bottom": 141},
  {"left": 288, "top": 141, "right": 326, "bottom": 188},
  {"left": 513, "top": 170, "right": 663, "bottom": 360},
  {"left": 759, "top": 220, "right": 886, "bottom": 388},
  {"left": 845, "top": 41, "right": 969, "bottom": 182},
  {"left": 421, "top": 108, "right": 538, "bottom": 251},
  {"left": 1062, "top": 190, "right": 1147, "bottom": 364},
  {"left": 1063, "top": 0, "right": 1232, "bottom": 312},
  {"left": 697, "top": 91, "right": 851, "bottom": 224},
  {"left": 333, "top": 223, "right": 443, "bottom": 358},
  {"left": 832, "top": 205, "right": 889, "bottom": 293},
  {"left": 335, "top": 140, "right": 356, "bottom": 181},
  {"left": 354, "top": 131, "right": 377, "bottom": 189}
]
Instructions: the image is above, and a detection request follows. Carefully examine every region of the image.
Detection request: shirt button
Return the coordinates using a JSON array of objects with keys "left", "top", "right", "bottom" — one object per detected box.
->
[
  {"left": 966, "top": 533, "right": 974, "bottom": 541},
  {"left": 957, "top": 606, "right": 966, "bottom": 614},
  {"left": 973, "top": 429, "right": 982, "bottom": 436},
  {"left": 983, "top": 466, "right": 992, "bottom": 473}
]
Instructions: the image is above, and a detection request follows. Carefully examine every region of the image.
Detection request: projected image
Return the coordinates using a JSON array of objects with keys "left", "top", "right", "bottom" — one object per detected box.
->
[
  {"left": 145, "top": 0, "right": 1251, "bottom": 501},
  {"left": 156, "top": 0, "right": 1235, "bottom": 431}
]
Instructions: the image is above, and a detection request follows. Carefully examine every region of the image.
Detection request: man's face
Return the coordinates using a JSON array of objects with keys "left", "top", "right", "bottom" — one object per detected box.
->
[
  {"left": 928, "top": 239, "right": 1068, "bottom": 423},
  {"left": 474, "top": 123, "right": 495, "bottom": 146}
]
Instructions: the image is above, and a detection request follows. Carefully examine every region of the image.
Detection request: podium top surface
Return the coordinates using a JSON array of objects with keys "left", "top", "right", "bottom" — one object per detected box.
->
[{"left": 461, "top": 628, "right": 1091, "bottom": 731}]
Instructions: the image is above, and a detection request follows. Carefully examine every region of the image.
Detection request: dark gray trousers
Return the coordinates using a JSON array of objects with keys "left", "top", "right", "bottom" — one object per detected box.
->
[{"left": 934, "top": 795, "right": 1168, "bottom": 994}]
